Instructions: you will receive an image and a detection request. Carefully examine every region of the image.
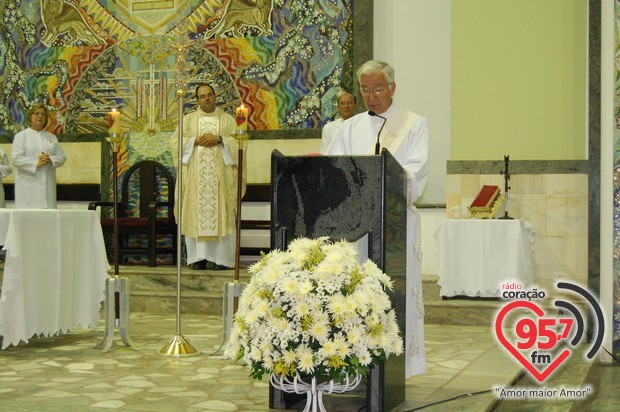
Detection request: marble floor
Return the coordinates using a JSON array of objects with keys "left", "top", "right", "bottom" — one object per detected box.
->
[{"left": 1, "top": 311, "right": 617, "bottom": 411}]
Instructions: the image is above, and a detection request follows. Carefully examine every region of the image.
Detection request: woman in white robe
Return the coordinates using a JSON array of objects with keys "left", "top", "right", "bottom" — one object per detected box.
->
[{"left": 12, "top": 104, "right": 66, "bottom": 209}]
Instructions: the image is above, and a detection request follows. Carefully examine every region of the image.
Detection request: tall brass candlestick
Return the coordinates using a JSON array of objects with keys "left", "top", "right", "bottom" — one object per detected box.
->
[
  {"left": 233, "top": 131, "right": 248, "bottom": 313},
  {"left": 159, "top": 26, "right": 199, "bottom": 357}
]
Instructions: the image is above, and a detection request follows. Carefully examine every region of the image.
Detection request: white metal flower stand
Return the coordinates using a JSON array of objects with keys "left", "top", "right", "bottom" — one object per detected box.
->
[{"left": 270, "top": 372, "right": 362, "bottom": 412}]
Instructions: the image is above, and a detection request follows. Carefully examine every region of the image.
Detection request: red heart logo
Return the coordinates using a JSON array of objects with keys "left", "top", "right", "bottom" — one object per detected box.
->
[{"left": 495, "top": 300, "right": 571, "bottom": 383}]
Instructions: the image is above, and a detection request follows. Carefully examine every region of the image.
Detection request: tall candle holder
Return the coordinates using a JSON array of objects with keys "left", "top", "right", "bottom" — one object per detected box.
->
[
  {"left": 95, "top": 125, "right": 137, "bottom": 352},
  {"left": 211, "top": 128, "right": 249, "bottom": 355},
  {"left": 158, "top": 25, "right": 200, "bottom": 357}
]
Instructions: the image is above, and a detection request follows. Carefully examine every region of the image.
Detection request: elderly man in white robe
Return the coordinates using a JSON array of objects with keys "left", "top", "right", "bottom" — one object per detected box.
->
[
  {"left": 325, "top": 60, "right": 429, "bottom": 377},
  {"left": 170, "top": 83, "right": 244, "bottom": 270},
  {"left": 12, "top": 104, "right": 67, "bottom": 209}
]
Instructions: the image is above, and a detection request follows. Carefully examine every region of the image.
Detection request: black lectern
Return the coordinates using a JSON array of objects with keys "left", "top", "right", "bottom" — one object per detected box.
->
[{"left": 269, "top": 149, "right": 408, "bottom": 412}]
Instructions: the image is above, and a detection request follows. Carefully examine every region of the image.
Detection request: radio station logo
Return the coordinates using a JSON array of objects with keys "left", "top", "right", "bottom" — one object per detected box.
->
[{"left": 493, "top": 281, "right": 605, "bottom": 383}]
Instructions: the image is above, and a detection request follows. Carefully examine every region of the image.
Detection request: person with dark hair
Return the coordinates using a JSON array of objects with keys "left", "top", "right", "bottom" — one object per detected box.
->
[
  {"left": 320, "top": 91, "right": 357, "bottom": 154},
  {"left": 169, "top": 83, "right": 245, "bottom": 270},
  {"left": 12, "top": 104, "right": 66, "bottom": 209},
  {"left": 325, "top": 60, "right": 429, "bottom": 378}
]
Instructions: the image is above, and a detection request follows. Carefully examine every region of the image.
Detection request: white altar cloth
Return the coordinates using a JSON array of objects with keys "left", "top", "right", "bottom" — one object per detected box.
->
[
  {"left": 0, "top": 209, "right": 110, "bottom": 349},
  {"left": 434, "top": 219, "right": 535, "bottom": 297}
]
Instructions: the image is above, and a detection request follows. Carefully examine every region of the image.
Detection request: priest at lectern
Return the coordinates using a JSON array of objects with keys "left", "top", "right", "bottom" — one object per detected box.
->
[{"left": 324, "top": 60, "right": 430, "bottom": 377}]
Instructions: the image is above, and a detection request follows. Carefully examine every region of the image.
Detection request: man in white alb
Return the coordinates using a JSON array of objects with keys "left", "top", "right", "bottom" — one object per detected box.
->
[
  {"left": 325, "top": 60, "right": 429, "bottom": 377},
  {"left": 320, "top": 91, "right": 357, "bottom": 154},
  {"left": 170, "top": 83, "right": 245, "bottom": 270}
]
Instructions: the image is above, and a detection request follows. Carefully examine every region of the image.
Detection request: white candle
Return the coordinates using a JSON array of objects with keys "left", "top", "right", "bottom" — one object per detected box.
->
[
  {"left": 235, "top": 104, "right": 248, "bottom": 133},
  {"left": 108, "top": 108, "right": 121, "bottom": 135}
]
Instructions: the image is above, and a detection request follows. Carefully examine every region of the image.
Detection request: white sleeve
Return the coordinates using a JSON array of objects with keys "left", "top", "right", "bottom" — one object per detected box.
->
[{"left": 182, "top": 137, "right": 196, "bottom": 164}]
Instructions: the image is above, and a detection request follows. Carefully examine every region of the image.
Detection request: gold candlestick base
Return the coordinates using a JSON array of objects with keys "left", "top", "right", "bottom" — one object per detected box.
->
[{"left": 158, "top": 334, "right": 200, "bottom": 357}]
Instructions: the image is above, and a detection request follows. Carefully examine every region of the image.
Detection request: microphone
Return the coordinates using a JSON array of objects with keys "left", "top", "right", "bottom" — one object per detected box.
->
[{"left": 368, "top": 111, "right": 387, "bottom": 155}]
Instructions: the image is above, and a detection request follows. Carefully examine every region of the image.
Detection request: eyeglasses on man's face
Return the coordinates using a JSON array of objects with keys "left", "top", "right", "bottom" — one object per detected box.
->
[
  {"left": 360, "top": 86, "right": 390, "bottom": 96},
  {"left": 338, "top": 101, "right": 355, "bottom": 106}
]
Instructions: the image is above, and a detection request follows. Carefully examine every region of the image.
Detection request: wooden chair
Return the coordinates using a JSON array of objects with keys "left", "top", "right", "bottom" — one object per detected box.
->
[{"left": 89, "top": 160, "right": 177, "bottom": 267}]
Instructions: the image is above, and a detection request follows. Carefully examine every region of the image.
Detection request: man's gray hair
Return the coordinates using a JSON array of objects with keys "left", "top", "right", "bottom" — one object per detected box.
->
[{"left": 356, "top": 60, "right": 395, "bottom": 85}]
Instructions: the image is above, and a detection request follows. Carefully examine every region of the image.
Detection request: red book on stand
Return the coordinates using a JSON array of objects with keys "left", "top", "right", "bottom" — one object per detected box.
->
[{"left": 470, "top": 185, "right": 500, "bottom": 212}]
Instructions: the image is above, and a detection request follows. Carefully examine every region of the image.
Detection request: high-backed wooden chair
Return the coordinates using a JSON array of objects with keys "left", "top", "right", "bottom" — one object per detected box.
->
[{"left": 89, "top": 160, "right": 177, "bottom": 267}]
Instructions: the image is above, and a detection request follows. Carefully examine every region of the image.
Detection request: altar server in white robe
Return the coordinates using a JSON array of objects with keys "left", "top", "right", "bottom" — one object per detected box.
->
[
  {"left": 12, "top": 104, "right": 67, "bottom": 209},
  {"left": 325, "top": 60, "right": 429, "bottom": 377},
  {"left": 320, "top": 91, "right": 357, "bottom": 154},
  {"left": 170, "top": 83, "right": 244, "bottom": 270}
]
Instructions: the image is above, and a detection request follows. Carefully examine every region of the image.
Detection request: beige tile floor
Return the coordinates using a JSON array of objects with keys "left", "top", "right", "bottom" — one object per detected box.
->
[{"left": 0, "top": 312, "right": 617, "bottom": 411}]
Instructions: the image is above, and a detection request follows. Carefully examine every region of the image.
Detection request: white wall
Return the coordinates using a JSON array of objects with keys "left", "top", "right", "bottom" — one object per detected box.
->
[
  {"left": 373, "top": 0, "right": 451, "bottom": 275},
  {"left": 373, "top": 0, "right": 451, "bottom": 205}
]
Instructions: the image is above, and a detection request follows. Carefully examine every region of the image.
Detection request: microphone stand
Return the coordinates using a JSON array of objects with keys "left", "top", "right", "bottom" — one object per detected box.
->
[
  {"left": 368, "top": 111, "right": 387, "bottom": 155},
  {"left": 498, "top": 154, "right": 513, "bottom": 219}
]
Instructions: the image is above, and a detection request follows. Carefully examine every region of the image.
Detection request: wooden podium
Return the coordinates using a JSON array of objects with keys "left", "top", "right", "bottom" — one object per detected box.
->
[{"left": 269, "top": 149, "right": 408, "bottom": 411}]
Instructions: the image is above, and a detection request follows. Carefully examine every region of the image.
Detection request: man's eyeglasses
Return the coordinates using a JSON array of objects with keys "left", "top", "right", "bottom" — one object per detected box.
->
[
  {"left": 360, "top": 86, "right": 388, "bottom": 96},
  {"left": 338, "top": 101, "right": 355, "bottom": 106}
]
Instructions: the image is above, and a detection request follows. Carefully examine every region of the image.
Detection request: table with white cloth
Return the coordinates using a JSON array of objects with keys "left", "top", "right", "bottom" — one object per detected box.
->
[
  {"left": 434, "top": 219, "right": 535, "bottom": 297},
  {"left": 0, "top": 209, "right": 110, "bottom": 349}
]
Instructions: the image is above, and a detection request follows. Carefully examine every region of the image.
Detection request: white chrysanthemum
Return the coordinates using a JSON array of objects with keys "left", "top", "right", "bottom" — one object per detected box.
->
[
  {"left": 309, "top": 319, "right": 329, "bottom": 343},
  {"left": 371, "top": 293, "right": 391, "bottom": 313},
  {"left": 391, "top": 337, "right": 404, "bottom": 356},
  {"left": 260, "top": 338, "right": 274, "bottom": 354},
  {"left": 244, "top": 309, "right": 260, "bottom": 324},
  {"left": 319, "top": 339, "right": 338, "bottom": 357},
  {"left": 288, "top": 237, "right": 319, "bottom": 253},
  {"left": 357, "top": 347, "right": 372, "bottom": 366},
  {"left": 260, "top": 267, "right": 282, "bottom": 285},
  {"left": 346, "top": 326, "right": 362, "bottom": 346},
  {"left": 342, "top": 295, "right": 358, "bottom": 314},
  {"left": 282, "top": 348, "right": 297, "bottom": 365},
  {"left": 333, "top": 335, "right": 350, "bottom": 357},
  {"left": 349, "top": 290, "right": 370, "bottom": 314},
  {"left": 296, "top": 345, "right": 316, "bottom": 374},
  {"left": 281, "top": 277, "right": 300, "bottom": 294},
  {"left": 249, "top": 346, "right": 262, "bottom": 362},
  {"left": 328, "top": 295, "right": 346, "bottom": 319},
  {"left": 291, "top": 299, "right": 310, "bottom": 317},
  {"left": 253, "top": 298, "right": 269, "bottom": 318},
  {"left": 263, "top": 355, "right": 275, "bottom": 371},
  {"left": 298, "top": 279, "right": 314, "bottom": 295},
  {"left": 377, "top": 331, "right": 393, "bottom": 349}
]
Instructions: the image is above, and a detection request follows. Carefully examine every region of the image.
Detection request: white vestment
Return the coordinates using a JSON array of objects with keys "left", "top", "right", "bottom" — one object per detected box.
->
[
  {"left": 320, "top": 117, "right": 343, "bottom": 154},
  {"left": 325, "top": 102, "right": 429, "bottom": 377},
  {"left": 12, "top": 128, "right": 67, "bottom": 209},
  {"left": 170, "top": 108, "right": 244, "bottom": 267}
]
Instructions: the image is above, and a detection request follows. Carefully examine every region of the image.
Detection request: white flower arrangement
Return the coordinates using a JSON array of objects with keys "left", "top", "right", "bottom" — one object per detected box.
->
[{"left": 224, "top": 237, "right": 403, "bottom": 381}]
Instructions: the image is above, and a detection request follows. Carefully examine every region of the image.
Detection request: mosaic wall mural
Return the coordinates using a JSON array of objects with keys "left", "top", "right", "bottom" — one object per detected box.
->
[
  {"left": 614, "top": 0, "right": 620, "bottom": 358},
  {"left": 0, "top": 0, "right": 355, "bottom": 136}
]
